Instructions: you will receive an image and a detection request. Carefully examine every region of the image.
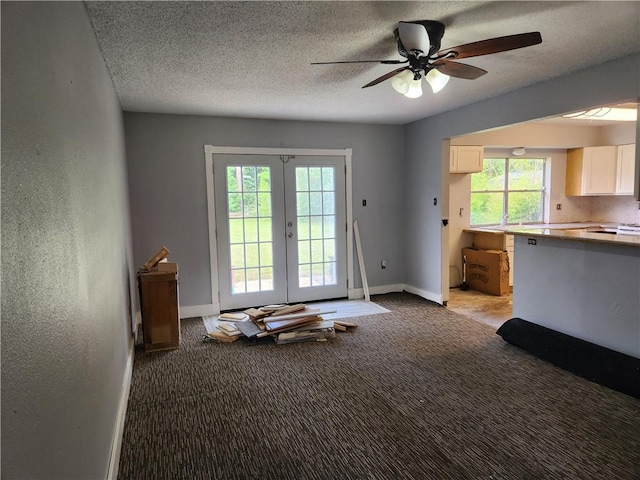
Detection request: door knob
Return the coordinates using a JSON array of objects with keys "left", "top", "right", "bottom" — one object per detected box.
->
[
  {"left": 287, "top": 221, "right": 293, "bottom": 227},
  {"left": 288, "top": 232, "right": 294, "bottom": 238}
]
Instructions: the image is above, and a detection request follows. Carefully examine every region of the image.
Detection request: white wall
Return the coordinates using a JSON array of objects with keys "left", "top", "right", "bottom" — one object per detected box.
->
[
  {"left": 2, "top": 2, "right": 134, "bottom": 478},
  {"left": 405, "top": 53, "right": 640, "bottom": 303},
  {"left": 124, "top": 114, "right": 406, "bottom": 310},
  {"left": 448, "top": 173, "right": 473, "bottom": 286},
  {"left": 451, "top": 123, "right": 607, "bottom": 149}
]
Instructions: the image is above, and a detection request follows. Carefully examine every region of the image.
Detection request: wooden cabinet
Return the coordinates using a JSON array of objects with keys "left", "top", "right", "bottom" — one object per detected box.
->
[
  {"left": 616, "top": 143, "right": 636, "bottom": 195},
  {"left": 139, "top": 271, "right": 180, "bottom": 352},
  {"left": 566, "top": 146, "right": 617, "bottom": 196},
  {"left": 450, "top": 145, "right": 484, "bottom": 173}
]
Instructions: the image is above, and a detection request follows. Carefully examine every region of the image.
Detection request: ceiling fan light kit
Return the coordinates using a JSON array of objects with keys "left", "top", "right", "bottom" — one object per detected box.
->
[
  {"left": 404, "top": 79, "right": 424, "bottom": 98},
  {"left": 391, "top": 70, "right": 414, "bottom": 94},
  {"left": 312, "top": 20, "right": 542, "bottom": 100},
  {"left": 425, "top": 68, "right": 450, "bottom": 93}
]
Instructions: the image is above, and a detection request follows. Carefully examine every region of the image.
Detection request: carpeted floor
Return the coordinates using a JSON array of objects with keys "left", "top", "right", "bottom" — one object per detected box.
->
[{"left": 118, "top": 293, "right": 640, "bottom": 480}]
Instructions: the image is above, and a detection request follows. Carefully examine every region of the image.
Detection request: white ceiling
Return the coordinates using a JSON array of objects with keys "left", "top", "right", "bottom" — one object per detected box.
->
[{"left": 84, "top": 1, "right": 640, "bottom": 125}]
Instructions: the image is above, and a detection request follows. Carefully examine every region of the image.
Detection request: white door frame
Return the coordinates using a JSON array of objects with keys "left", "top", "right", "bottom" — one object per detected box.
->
[{"left": 204, "top": 145, "right": 354, "bottom": 313}]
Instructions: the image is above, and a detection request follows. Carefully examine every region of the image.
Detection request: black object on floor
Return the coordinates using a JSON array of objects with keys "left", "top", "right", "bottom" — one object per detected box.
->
[{"left": 497, "top": 318, "right": 640, "bottom": 399}]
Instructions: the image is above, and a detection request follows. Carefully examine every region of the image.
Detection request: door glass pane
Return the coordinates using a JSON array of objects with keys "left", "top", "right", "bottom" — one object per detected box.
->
[
  {"left": 311, "top": 263, "right": 324, "bottom": 286},
  {"left": 297, "top": 192, "right": 309, "bottom": 215},
  {"left": 322, "top": 167, "right": 334, "bottom": 190},
  {"left": 298, "top": 240, "right": 310, "bottom": 263},
  {"left": 324, "top": 263, "right": 336, "bottom": 285},
  {"left": 298, "top": 264, "right": 311, "bottom": 287},
  {"left": 260, "top": 267, "right": 273, "bottom": 290},
  {"left": 297, "top": 217, "right": 310, "bottom": 240},
  {"left": 245, "top": 268, "right": 260, "bottom": 293},
  {"left": 230, "top": 244, "right": 245, "bottom": 269},
  {"left": 245, "top": 243, "right": 259, "bottom": 268},
  {"left": 258, "top": 218, "right": 272, "bottom": 242},
  {"left": 296, "top": 168, "right": 309, "bottom": 191},
  {"left": 310, "top": 216, "right": 323, "bottom": 239},
  {"left": 309, "top": 192, "right": 322, "bottom": 215},
  {"left": 242, "top": 166, "right": 256, "bottom": 192},
  {"left": 244, "top": 218, "right": 258, "bottom": 242},
  {"left": 231, "top": 269, "right": 246, "bottom": 294},
  {"left": 226, "top": 165, "right": 275, "bottom": 294},
  {"left": 229, "top": 218, "right": 244, "bottom": 243},
  {"left": 295, "top": 166, "right": 338, "bottom": 288},
  {"left": 323, "top": 216, "right": 335, "bottom": 239},
  {"left": 323, "top": 192, "right": 335, "bottom": 215},
  {"left": 309, "top": 167, "right": 322, "bottom": 191}
]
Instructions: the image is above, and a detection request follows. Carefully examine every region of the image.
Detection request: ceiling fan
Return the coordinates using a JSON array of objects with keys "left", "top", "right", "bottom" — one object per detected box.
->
[{"left": 312, "top": 21, "right": 542, "bottom": 98}]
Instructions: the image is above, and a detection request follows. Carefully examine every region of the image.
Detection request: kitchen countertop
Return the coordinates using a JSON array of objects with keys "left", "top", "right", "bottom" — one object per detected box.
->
[
  {"left": 507, "top": 227, "right": 640, "bottom": 247},
  {"left": 464, "top": 222, "right": 611, "bottom": 234}
]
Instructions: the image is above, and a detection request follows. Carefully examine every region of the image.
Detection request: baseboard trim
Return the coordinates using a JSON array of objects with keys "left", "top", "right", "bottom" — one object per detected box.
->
[
  {"left": 348, "top": 283, "right": 405, "bottom": 299},
  {"left": 107, "top": 339, "right": 134, "bottom": 480},
  {"left": 403, "top": 284, "right": 443, "bottom": 305},
  {"left": 180, "top": 304, "right": 218, "bottom": 318}
]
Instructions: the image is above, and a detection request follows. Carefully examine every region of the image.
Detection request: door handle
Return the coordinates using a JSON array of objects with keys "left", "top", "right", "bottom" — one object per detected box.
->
[{"left": 288, "top": 232, "right": 294, "bottom": 238}]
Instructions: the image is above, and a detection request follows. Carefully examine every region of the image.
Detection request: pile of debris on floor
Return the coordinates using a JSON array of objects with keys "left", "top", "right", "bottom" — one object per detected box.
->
[{"left": 203, "top": 303, "right": 356, "bottom": 345}]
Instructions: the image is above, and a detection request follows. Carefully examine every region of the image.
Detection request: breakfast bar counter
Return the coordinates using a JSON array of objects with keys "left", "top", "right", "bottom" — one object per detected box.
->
[
  {"left": 507, "top": 228, "right": 640, "bottom": 358},
  {"left": 506, "top": 227, "right": 640, "bottom": 247}
]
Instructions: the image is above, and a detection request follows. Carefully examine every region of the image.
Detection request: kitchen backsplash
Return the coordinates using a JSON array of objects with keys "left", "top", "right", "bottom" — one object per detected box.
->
[
  {"left": 589, "top": 196, "right": 640, "bottom": 224},
  {"left": 547, "top": 195, "right": 639, "bottom": 225},
  {"left": 548, "top": 196, "right": 593, "bottom": 224}
]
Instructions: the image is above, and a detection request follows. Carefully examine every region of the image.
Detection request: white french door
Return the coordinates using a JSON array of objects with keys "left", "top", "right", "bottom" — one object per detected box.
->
[{"left": 212, "top": 153, "right": 347, "bottom": 310}]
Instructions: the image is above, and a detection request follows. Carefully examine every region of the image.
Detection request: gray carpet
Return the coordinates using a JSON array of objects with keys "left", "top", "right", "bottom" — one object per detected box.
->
[{"left": 118, "top": 293, "right": 640, "bottom": 480}]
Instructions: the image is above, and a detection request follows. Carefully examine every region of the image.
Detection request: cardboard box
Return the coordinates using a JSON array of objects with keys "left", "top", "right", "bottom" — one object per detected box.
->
[
  {"left": 462, "top": 248, "right": 510, "bottom": 296},
  {"left": 157, "top": 261, "right": 178, "bottom": 273}
]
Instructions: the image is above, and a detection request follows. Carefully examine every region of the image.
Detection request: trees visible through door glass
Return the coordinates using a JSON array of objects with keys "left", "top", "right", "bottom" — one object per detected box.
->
[
  {"left": 296, "top": 166, "right": 337, "bottom": 288},
  {"left": 227, "top": 165, "right": 275, "bottom": 294}
]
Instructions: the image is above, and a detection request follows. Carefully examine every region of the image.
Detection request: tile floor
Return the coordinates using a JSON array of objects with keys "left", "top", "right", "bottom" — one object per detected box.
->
[{"left": 446, "top": 288, "right": 513, "bottom": 329}]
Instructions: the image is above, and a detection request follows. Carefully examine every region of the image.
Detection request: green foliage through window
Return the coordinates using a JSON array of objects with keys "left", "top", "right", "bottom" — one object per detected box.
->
[{"left": 470, "top": 157, "right": 545, "bottom": 225}]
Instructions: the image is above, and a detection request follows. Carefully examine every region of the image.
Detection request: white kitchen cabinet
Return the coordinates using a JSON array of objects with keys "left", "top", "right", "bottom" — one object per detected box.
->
[
  {"left": 615, "top": 143, "right": 636, "bottom": 195},
  {"left": 450, "top": 145, "right": 484, "bottom": 173},
  {"left": 566, "top": 146, "right": 617, "bottom": 196}
]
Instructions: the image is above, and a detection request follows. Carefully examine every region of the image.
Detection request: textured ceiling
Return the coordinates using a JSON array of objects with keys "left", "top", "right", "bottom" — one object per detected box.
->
[{"left": 84, "top": 1, "right": 640, "bottom": 125}]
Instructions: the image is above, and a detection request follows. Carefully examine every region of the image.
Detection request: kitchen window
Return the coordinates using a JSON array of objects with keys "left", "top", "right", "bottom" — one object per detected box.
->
[{"left": 470, "top": 157, "right": 546, "bottom": 225}]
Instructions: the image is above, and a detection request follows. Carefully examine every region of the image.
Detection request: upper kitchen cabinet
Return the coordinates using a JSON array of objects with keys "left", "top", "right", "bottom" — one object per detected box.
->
[
  {"left": 615, "top": 143, "right": 636, "bottom": 195},
  {"left": 566, "top": 145, "right": 637, "bottom": 196},
  {"left": 450, "top": 145, "right": 484, "bottom": 173},
  {"left": 566, "top": 146, "right": 617, "bottom": 195}
]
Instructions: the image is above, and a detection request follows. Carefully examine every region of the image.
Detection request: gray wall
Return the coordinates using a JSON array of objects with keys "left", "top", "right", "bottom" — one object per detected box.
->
[
  {"left": 404, "top": 54, "right": 640, "bottom": 299},
  {"left": 2, "top": 2, "right": 134, "bottom": 478},
  {"left": 512, "top": 236, "right": 640, "bottom": 358},
  {"left": 124, "top": 114, "right": 405, "bottom": 307}
]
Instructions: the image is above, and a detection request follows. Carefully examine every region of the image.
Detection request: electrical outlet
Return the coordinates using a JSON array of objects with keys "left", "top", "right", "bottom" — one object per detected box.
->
[
  {"left": 556, "top": 203, "right": 562, "bottom": 211},
  {"left": 528, "top": 238, "right": 537, "bottom": 245}
]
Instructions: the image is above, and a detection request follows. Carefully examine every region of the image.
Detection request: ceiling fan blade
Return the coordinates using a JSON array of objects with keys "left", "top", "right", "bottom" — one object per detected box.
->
[
  {"left": 362, "top": 67, "right": 409, "bottom": 89},
  {"left": 398, "top": 22, "right": 430, "bottom": 56},
  {"left": 311, "top": 59, "right": 408, "bottom": 65},
  {"left": 436, "top": 32, "right": 542, "bottom": 60},
  {"left": 433, "top": 60, "right": 487, "bottom": 80}
]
